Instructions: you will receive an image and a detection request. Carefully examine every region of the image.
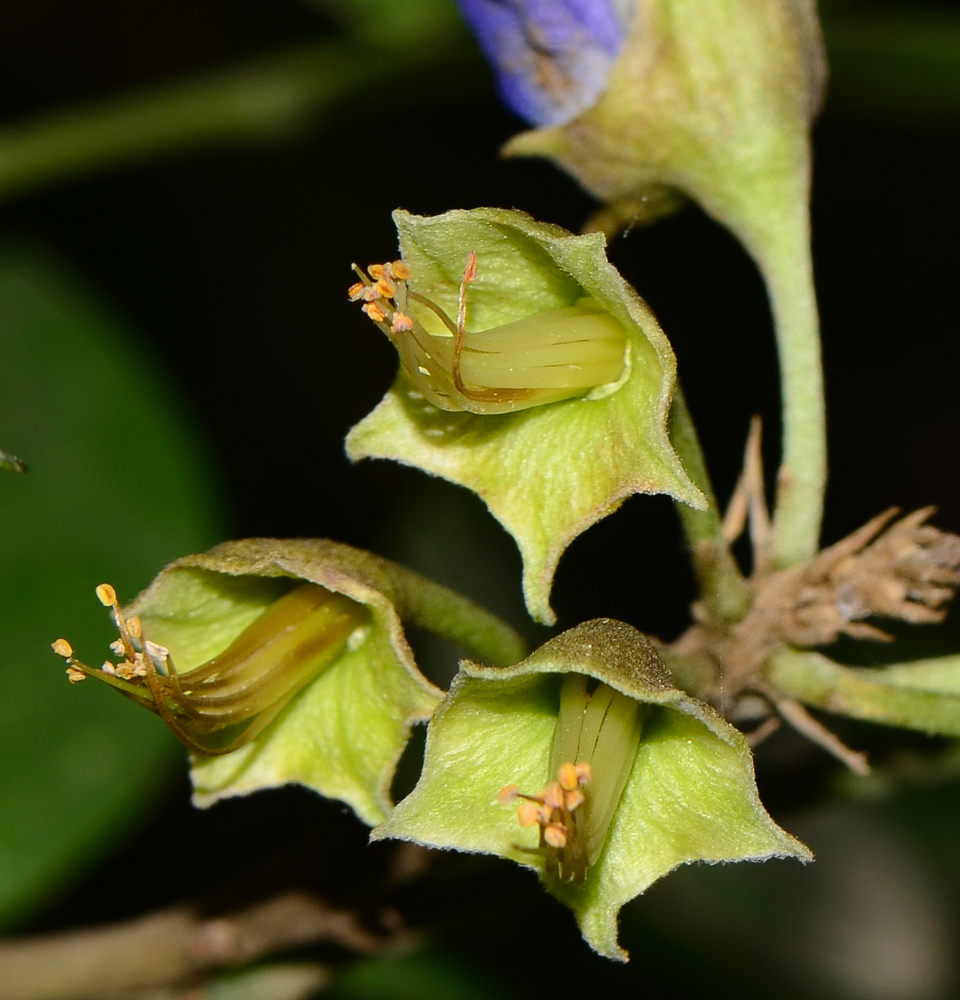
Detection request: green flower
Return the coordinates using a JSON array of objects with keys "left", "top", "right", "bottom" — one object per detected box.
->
[
  {"left": 54, "top": 538, "right": 524, "bottom": 826},
  {"left": 346, "top": 207, "right": 704, "bottom": 624},
  {"left": 374, "top": 619, "right": 810, "bottom": 959}
]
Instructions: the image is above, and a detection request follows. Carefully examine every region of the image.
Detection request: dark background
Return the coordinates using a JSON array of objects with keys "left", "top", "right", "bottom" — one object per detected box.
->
[{"left": 3, "top": 2, "right": 960, "bottom": 997}]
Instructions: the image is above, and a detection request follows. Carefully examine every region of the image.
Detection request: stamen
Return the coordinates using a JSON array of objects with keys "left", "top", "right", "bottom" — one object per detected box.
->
[
  {"left": 497, "top": 784, "right": 520, "bottom": 804},
  {"left": 498, "top": 760, "right": 592, "bottom": 882},
  {"left": 56, "top": 581, "right": 368, "bottom": 757},
  {"left": 544, "top": 823, "right": 568, "bottom": 849},
  {"left": 350, "top": 252, "right": 628, "bottom": 415},
  {"left": 375, "top": 277, "right": 396, "bottom": 299},
  {"left": 499, "top": 675, "right": 645, "bottom": 883},
  {"left": 363, "top": 302, "right": 387, "bottom": 323},
  {"left": 517, "top": 801, "right": 542, "bottom": 827},
  {"left": 392, "top": 312, "right": 413, "bottom": 333}
]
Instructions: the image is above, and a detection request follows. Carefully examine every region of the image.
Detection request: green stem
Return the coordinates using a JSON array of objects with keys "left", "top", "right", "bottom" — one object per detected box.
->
[
  {"left": 375, "top": 559, "right": 528, "bottom": 668},
  {"left": 669, "top": 387, "right": 751, "bottom": 624},
  {"left": 0, "top": 37, "right": 477, "bottom": 206},
  {"left": 767, "top": 648, "right": 960, "bottom": 737},
  {"left": 755, "top": 201, "right": 826, "bottom": 570}
]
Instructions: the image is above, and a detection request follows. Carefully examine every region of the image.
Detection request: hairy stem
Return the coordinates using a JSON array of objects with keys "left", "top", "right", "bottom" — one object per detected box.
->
[
  {"left": 767, "top": 649, "right": 960, "bottom": 738},
  {"left": 759, "top": 204, "right": 826, "bottom": 569},
  {"left": 669, "top": 388, "right": 751, "bottom": 624}
]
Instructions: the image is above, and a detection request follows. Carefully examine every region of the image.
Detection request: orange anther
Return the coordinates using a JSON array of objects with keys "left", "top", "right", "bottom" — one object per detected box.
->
[
  {"left": 542, "top": 782, "right": 564, "bottom": 810},
  {"left": 574, "top": 762, "right": 592, "bottom": 786},
  {"left": 363, "top": 302, "right": 387, "bottom": 323},
  {"left": 392, "top": 312, "right": 414, "bottom": 333},
  {"left": 66, "top": 666, "right": 87, "bottom": 684},
  {"left": 368, "top": 264, "right": 387, "bottom": 279},
  {"left": 557, "top": 761, "right": 580, "bottom": 791},
  {"left": 374, "top": 277, "right": 396, "bottom": 299},
  {"left": 96, "top": 583, "right": 117, "bottom": 607},
  {"left": 497, "top": 783, "right": 520, "bottom": 804},
  {"left": 51, "top": 638, "right": 73, "bottom": 658},
  {"left": 392, "top": 260, "right": 410, "bottom": 280},
  {"left": 347, "top": 282, "right": 366, "bottom": 301},
  {"left": 564, "top": 789, "right": 584, "bottom": 811},
  {"left": 517, "top": 801, "right": 541, "bottom": 827},
  {"left": 544, "top": 823, "right": 568, "bottom": 849}
]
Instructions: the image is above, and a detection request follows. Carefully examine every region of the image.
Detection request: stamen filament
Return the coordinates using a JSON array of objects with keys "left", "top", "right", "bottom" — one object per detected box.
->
[
  {"left": 351, "top": 256, "right": 628, "bottom": 414},
  {"left": 55, "top": 581, "right": 368, "bottom": 756},
  {"left": 504, "top": 673, "right": 648, "bottom": 882}
]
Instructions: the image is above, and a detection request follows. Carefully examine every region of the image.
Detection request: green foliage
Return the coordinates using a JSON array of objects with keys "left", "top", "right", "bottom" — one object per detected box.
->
[
  {"left": 0, "top": 246, "right": 222, "bottom": 928},
  {"left": 327, "top": 952, "right": 510, "bottom": 1000}
]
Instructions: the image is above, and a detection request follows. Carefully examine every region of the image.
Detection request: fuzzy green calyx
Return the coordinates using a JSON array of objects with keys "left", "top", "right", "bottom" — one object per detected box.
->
[
  {"left": 347, "top": 208, "right": 704, "bottom": 624},
  {"left": 374, "top": 619, "right": 811, "bottom": 959},
  {"left": 55, "top": 539, "right": 525, "bottom": 825}
]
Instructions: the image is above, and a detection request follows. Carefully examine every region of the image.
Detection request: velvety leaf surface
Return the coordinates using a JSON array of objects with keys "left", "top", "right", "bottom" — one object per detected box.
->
[
  {"left": 375, "top": 620, "right": 809, "bottom": 959},
  {"left": 0, "top": 245, "right": 221, "bottom": 928},
  {"left": 346, "top": 208, "right": 703, "bottom": 625}
]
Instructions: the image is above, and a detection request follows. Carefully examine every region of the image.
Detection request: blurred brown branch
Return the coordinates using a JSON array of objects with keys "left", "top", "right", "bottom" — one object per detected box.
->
[{"left": 0, "top": 891, "right": 392, "bottom": 1000}]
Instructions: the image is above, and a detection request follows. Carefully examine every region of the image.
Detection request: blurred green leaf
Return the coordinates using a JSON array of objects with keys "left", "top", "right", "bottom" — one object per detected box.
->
[
  {"left": 824, "top": 5, "right": 960, "bottom": 126},
  {"left": 0, "top": 245, "right": 223, "bottom": 928},
  {"left": 299, "top": 0, "right": 468, "bottom": 48},
  {"left": 327, "top": 952, "right": 511, "bottom": 1000},
  {"left": 0, "top": 40, "right": 391, "bottom": 206}
]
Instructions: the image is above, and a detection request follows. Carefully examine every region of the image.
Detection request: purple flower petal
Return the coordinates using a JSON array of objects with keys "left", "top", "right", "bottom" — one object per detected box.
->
[{"left": 457, "top": 0, "right": 635, "bottom": 126}]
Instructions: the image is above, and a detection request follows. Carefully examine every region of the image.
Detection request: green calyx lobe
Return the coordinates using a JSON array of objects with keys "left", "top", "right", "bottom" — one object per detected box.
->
[
  {"left": 347, "top": 208, "right": 704, "bottom": 625},
  {"left": 374, "top": 619, "right": 810, "bottom": 960},
  {"left": 97, "top": 538, "right": 524, "bottom": 825}
]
